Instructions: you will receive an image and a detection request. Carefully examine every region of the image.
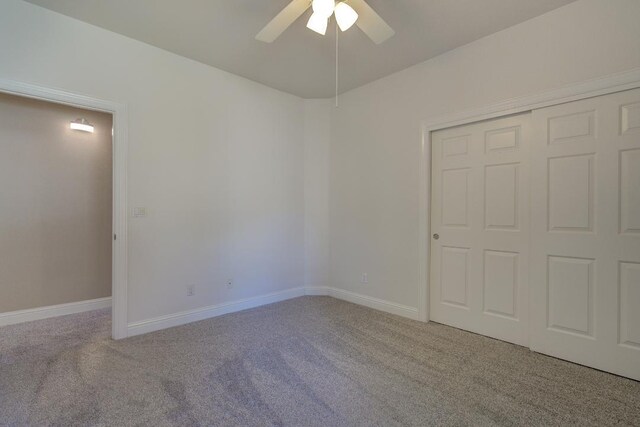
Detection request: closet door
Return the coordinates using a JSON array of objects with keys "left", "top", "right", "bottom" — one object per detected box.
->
[
  {"left": 530, "top": 88, "right": 640, "bottom": 380},
  {"left": 430, "top": 114, "right": 530, "bottom": 346}
]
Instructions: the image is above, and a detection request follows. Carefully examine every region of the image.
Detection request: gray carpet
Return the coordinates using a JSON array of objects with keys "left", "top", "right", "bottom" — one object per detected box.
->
[{"left": 1, "top": 296, "right": 639, "bottom": 426}]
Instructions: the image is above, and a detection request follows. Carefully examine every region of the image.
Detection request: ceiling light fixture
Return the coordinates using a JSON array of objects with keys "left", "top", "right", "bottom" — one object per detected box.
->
[
  {"left": 70, "top": 118, "right": 94, "bottom": 133},
  {"left": 311, "top": 0, "right": 335, "bottom": 19},
  {"left": 334, "top": 2, "right": 358, "bottom": 31},
  {"left": 256, "top": 0, "right": 393, "bottom": 108},
  {"left": 255, "top": 0, "right": 393, "bottom": 44},
  {"left": 307, "top": 0, "right": 358, "bottom": 36},
  {"left": 306, "top": 13, "right": 328, "bottom": 35}
]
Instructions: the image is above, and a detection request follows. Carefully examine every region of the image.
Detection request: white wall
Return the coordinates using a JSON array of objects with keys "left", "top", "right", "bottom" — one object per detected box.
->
[
  {"left": 2, "top": 0, "right": 639, "bottom": 329},
  {"left": 329, "top": 0, "right": 640, "bottom": 309},
  {"left": 0, "top": 0, "right": 305, "bottom": 324},
  {"left": 304, "top": 99, "right": 331, "bottom": 289}
]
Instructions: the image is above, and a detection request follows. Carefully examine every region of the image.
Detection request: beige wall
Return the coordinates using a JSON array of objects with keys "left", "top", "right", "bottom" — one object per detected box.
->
[{"left": 0, "top": 92, "right": 112, "bottom": 312}]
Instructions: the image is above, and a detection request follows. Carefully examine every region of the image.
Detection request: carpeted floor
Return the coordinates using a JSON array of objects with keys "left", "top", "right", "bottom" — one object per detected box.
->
[{"left": 1, "top": 296, "right": 639, "bottom": 426}]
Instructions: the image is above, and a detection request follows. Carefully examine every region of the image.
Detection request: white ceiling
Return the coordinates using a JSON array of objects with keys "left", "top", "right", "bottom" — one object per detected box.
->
[{"left": 24, "top": 0, "right": 577, "bottom": 98}]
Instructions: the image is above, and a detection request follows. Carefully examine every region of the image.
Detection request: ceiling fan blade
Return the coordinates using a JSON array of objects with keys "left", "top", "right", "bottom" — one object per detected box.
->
[
  {"left": 349, "top": 0, "right": 395, "bottom": 44},
  {"left": 256, "top": 0, "right": 311, "bottom": 43}
]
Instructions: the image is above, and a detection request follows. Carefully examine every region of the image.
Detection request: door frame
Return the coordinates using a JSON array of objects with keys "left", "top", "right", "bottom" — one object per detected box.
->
[
  {"left": 0, "top": 78, "right": 129, "bottom": 339},
  {"left": 418, "top": 67, "right": 640, "bottom": 322}
]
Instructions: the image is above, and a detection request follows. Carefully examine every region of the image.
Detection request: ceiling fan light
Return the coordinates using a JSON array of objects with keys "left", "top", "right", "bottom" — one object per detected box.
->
[
  {"left": 335, "top": 2, "right": 358, "bottom": 31},
  {"left": 306, "top": 13, "right": 328, "bottom": 35},
  {"left": 311, "top": 0, "right": 335, "bottom": 19}
]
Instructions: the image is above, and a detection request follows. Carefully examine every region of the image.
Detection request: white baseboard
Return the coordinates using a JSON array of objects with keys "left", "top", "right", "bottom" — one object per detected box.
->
[
  {"left": 304, "top": 286, "right": 331, "bottom": 296},
  {"left": 127, "top": 287, "right": 307, "bottom": 337},
  {"left": 126, "top": 286, "right": 420, "bottom": 338},
  {"left": 304, "top": 286, "right": 419, "bottom": 320},
  {"left": 0, "top": 297, "right": 112, "bottom": 327},
  {"left": 0, "top": 287, "right": 419, "bottom": 335}
]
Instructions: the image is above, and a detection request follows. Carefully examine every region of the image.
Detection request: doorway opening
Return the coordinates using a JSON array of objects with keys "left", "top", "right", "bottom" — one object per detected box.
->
[{"left": 0, "top": 80, "right": 128, "bottom": 339}]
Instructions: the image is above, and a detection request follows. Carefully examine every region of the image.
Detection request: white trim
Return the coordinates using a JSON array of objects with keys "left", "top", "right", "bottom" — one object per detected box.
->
[
  {"left": 304, "top": 286, "right": 331, "bottom": 296},
  {"left": 422, "top": 68, "right": 640, "bottom": 131},
  {"left": 419, "top": 67, "right": 640, "bottom": 323},
  {"left": 0, "top": 297, "right": 112, "bottom": 327},
  {"left": 328, "top": 288, "right": 419, "bottom": 319},
  {"left": 127, "top": 287, "right": 307, "bottom": 337},
  {"left": 417, "top": 124, "right": 431, "bottom": 322},
  {"left": 126, "top": 286, "right": 420, "bottom": 337},
  {"left": 0, "top": 78, "right": 129, "bottom": 339},
  {"left": 304, "top": 287, "right": 419, "bottom": 319}
]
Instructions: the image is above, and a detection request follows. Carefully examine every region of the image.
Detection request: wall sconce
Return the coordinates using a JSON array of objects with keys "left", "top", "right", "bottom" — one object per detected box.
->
[{"left": 70, "top": 118, "right": 94, "bottom": 133}]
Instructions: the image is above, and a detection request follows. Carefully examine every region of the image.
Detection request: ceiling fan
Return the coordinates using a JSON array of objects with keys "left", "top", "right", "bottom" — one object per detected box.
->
[{"left": 256, "top": 0, "right": 395, "bottom": 44}]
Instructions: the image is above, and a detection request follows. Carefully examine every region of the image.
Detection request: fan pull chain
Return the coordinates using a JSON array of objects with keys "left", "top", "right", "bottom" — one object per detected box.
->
[{"left": 335, "top": 21, "right": 339, "bottom": 107}]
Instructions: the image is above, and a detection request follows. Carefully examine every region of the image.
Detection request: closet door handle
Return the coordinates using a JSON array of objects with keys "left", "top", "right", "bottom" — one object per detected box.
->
[{"left": 433, "top": 233, "right": 439, "bottom": 240}]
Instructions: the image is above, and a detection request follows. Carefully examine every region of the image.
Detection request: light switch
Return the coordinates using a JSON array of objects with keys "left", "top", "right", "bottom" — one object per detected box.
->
[{"left": 132, "top": 207, "right": 147, "bottom": 218}]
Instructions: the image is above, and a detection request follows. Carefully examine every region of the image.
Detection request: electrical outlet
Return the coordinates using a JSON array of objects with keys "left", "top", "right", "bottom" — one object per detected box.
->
[
  {"left": 361, "top": 273, "right": 368, "bottom": 284},
  {"left": 226, "top": 279, "right": 233, "bottom": 289},
  {"left": 187, "top": 285, "right": 195, "bottom": 296}
]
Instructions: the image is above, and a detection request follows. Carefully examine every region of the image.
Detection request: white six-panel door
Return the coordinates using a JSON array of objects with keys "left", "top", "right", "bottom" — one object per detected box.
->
[
  {"left": 430, "top": 88, "right": 640, "bottom": 380},
  {"left": 430, "top": 114, "right": 531, "bottom": 346},
  {"left": 529, "top": 88, "right": 640, "bottom": 381}
]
